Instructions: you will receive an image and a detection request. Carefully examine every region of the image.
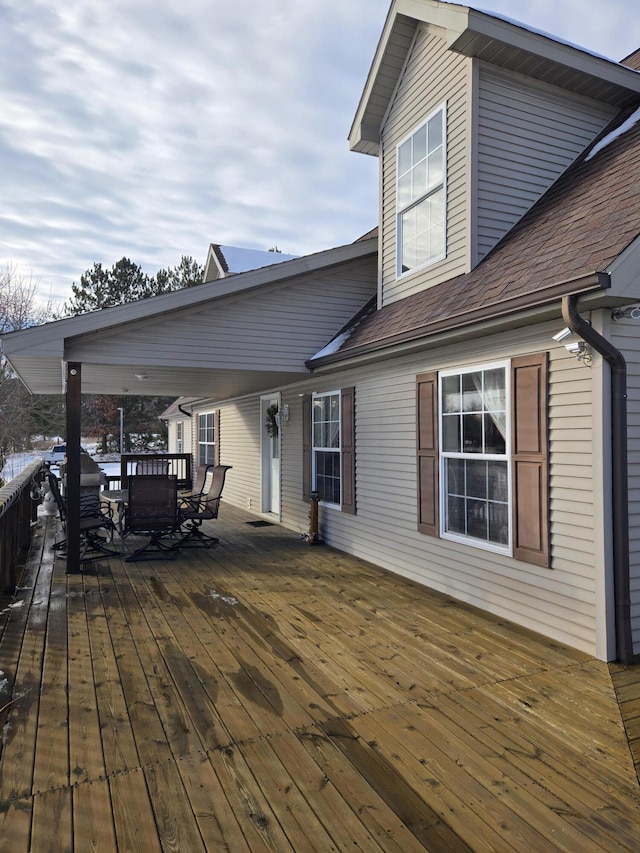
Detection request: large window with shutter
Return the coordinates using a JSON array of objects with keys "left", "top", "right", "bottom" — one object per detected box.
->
[
  {"left": 440, "top": 362, "right": 510, "bottom": 552},
  {"left": 417, "top": 353, "right": 549, "bottom": 567}
]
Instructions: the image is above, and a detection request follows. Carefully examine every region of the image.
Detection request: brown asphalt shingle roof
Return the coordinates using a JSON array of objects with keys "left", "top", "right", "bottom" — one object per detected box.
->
[{"left": 314, "top": 103, "right": 640, "bottom": 362}]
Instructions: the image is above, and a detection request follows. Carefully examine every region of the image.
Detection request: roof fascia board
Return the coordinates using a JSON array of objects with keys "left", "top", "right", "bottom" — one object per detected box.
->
[
  {"left": 349, "top": 1, "right": 469, "bottom": 152},
  {"left": 2, "top": 238, "right": 377, "bottom": 357},
  {"left": 377, "top": 25, "right": 422, "bottom": 148}
]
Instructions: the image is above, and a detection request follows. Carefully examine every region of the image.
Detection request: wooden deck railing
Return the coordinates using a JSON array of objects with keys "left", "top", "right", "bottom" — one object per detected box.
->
[
  {"left": 120, "top": 452, "right": 192, "bottom": 489},
  {"left": 0, "top": 458, "right": 45, "bottom": 593}
]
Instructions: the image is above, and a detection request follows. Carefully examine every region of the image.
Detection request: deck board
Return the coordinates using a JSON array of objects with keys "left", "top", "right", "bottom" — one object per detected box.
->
[{"left": 1, "top": 505, "right": 640, "bottom": 851}]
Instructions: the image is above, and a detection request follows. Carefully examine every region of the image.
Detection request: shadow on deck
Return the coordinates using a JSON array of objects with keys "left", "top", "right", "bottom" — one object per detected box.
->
[{"left": 1, "top": 503, "right": 640, "bottom": 852}]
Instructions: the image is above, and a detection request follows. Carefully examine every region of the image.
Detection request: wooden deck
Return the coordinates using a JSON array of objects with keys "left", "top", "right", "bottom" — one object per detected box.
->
[{"left": 1, "top": 504, "right": 640, "bottom": 852}]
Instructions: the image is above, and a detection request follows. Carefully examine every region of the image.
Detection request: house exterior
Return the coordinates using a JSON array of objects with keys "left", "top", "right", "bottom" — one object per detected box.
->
[{"left": 3, "top": 1, "right": 640, "bottom": 663}]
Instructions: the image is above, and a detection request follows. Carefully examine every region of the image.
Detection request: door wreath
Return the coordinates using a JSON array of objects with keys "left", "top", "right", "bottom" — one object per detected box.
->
[{"left": 265, "top": 403, "right": 279, "bottom": 438}]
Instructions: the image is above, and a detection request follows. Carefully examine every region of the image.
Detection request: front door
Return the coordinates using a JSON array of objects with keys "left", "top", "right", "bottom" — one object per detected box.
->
[{"left": 261, "top": 395, "right": 281, "bottom": 515}]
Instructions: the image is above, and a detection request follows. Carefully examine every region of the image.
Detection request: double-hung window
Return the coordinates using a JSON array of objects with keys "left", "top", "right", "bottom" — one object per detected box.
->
[
  {"left": 417, "top": 354, "right": 549, "bottom": 567},
  {"left": 397, "top": 103, "right": 446, "bottom": 276},
  {"left": 440, "top": 363, "right": 510, "bottom": 552},
  {"left": 197, "top": 412, "right": 216, "bottom": 466},
  {"left": 312, "top": 392, "right": 341, "bottom": 505},
  {"left": 302, "top": 388, "right": 356, "bottom": 514},
  {"left": 176, "top": 421, "right": 183, "bottom": 453}
]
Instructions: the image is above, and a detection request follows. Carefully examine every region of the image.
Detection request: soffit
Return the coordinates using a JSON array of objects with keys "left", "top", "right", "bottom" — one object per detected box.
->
[{"left": 450, "top": 27, "right": 640, "bottom": 108}]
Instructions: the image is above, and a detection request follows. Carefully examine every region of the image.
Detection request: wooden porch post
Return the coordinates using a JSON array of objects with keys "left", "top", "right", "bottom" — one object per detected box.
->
[{"left": 65, "top": 362, "right": 82, "bottom": 574}]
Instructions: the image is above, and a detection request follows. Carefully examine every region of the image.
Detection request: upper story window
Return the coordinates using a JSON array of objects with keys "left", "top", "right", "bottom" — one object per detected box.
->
[
  {"left": 197, "top": 412, "right": 216, "bottom": 465},
  {"left": 397, "top": 103, "right": 446, "bottom": 277}
]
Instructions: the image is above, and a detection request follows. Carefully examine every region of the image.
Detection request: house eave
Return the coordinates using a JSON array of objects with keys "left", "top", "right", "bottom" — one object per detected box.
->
[
  {"left": 307, "top": 271, "right": 611, "bottom": 372},
  {"left": 450, "top": 9, "right": 640, "bottom": 109}
]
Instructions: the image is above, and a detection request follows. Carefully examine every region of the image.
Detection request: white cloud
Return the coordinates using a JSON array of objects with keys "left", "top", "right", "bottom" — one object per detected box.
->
[{"left": 1, "top": 0, "right": 639, "bottom": 304}]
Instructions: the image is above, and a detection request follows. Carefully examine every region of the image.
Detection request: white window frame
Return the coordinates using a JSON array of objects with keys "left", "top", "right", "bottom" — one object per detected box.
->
[
  {"left": 439, "top": 360, "right": 511, "bottom": 555},
  {"left": 396, "top": 102, "right": 447, "bottom": 278},
  {"left": 197, "top": 411, "right": 216, "bottom": 466},
  {"left": 176, "top": 421, "right": 183, "bottom": 453},
  {"left": 312, "top": 391, "right": 341, "bottom": 507}
]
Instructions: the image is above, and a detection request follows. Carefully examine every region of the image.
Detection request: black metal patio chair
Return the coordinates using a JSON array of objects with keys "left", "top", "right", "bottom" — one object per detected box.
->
[
  {"left": 177, "top": 465, "right": 232, "bottom": 548},
  {"left": 180, "top": 463, "right": 215, "bottom": 501},
  {"left": 124, "top": 474, "right": 180, "bottom": 561},
  {"left": 47, "top": 472, "right": 119, "bottom": 560}
]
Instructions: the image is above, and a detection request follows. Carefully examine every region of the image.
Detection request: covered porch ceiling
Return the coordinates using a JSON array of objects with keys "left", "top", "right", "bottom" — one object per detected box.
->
[{"left": 7, "top": 354, "right": 309, "bottom": 400}]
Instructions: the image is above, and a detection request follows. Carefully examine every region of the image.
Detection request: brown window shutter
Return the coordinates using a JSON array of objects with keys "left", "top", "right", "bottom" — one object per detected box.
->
[
  {"left": 511, "top": 352, "right": 549, "bottom": 567},
  {"left": 215, "top": 410, "right": 221, "bottom": 466},
  {"left": 341, "top": 387, "right": 356, "bottom": 514},
  {"left": 417, "top": 372, "right": 439, "bottom": 536},
  {"left": 302, "top": 394, "right": 312, "bottom": 502}
]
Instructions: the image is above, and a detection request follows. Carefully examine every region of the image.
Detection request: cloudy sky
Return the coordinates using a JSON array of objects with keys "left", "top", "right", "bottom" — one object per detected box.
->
[{"left": 2, "top": 0, "right": 640, "bottom": 305}]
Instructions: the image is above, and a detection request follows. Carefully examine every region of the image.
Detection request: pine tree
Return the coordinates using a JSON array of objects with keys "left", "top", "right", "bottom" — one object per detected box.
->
[{"left": 60, "top": 255, "right": 204, "bottom": 452}]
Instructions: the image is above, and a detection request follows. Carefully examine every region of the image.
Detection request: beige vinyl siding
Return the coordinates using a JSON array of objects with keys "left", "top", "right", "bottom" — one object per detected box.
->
[
  {"left": 476, "top": 70, "right": 616, "bottom": 262},
  {"left": 380, "top": 24, "right": 470, "bottom": 307},
  {"left": 548, "top": 356, "right": 596, "bottom": 581},
  {"left": 611, "top": 315, "right": 640, "bottom": 655},
  {"left": 193, "top": 398, "right": 262, "bottom": 513},
  {"left": 67, "top": 258, "right": 377, "bottom": 371},
  {"left": 280, "top": 387, "right": 312, "bottom": 534},
  {"left": 273, "top": 324, "right": 601, "bottom": 656}
]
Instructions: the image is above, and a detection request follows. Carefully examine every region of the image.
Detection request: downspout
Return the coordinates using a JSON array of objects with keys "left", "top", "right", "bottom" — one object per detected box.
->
[
  {"left": 178, "top": 404, "right": 192, "bottom": 418},
  {"left": 562, "top": 294, "right": 634, "bottom": 664}
]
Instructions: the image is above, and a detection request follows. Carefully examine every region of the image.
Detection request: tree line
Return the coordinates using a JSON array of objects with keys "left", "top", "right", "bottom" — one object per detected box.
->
[{"left": 0, "top": 256, "right": 203, "bottom": 479}]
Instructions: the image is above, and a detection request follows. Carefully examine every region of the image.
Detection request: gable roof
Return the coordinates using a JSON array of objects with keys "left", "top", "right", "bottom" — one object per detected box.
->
[
  {"left": 311, "top": 103, "right": 640, "bottom": 366},
  {"left": 350, "top": 0, "right": 640, "bottom": 155},
  {"left": 203, "top": 243, "right": 298, "bottom": 282},
  {"left": 2, "top": 238, "right": 377, "bottom": 397}
]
